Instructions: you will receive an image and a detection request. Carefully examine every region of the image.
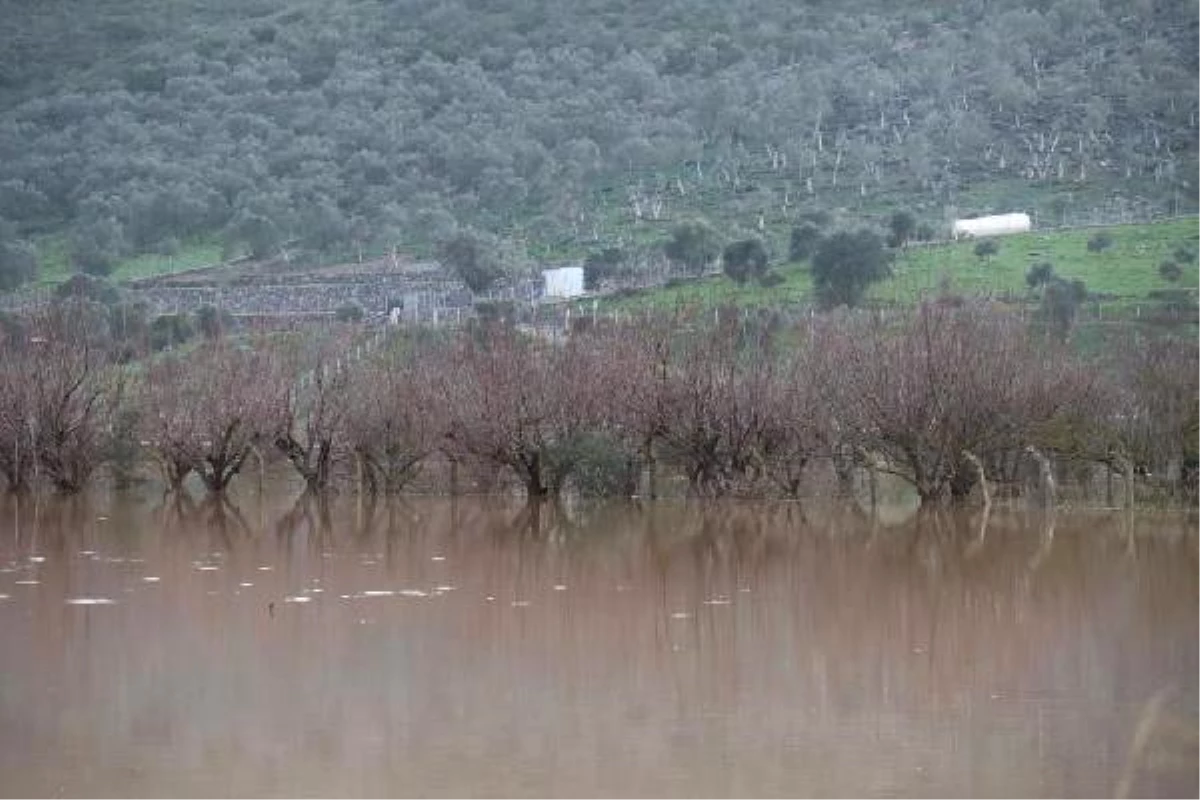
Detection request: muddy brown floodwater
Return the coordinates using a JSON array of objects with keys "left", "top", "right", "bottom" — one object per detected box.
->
[{"left": 0, "top": 490, "right": 1195, "bottom": 798}]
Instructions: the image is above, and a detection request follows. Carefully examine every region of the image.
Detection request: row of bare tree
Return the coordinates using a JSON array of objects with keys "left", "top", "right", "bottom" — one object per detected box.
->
[{"left": 0, "top": 299, "right": 1195, "bottom": 506}]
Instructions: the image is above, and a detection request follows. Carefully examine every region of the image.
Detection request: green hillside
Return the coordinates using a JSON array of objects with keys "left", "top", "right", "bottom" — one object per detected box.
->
[
  {"left": 596, "top": 217, "right": 1199, "bottom": 314},
  {"left": 31, "top": 235, "right": 225, "bottom": 287},
  {"left": 879, "top": 219, "right": 1199, "bottom": 303},
  {"left": 1, "top": 0, "right": 1195, "bottom": 293}
]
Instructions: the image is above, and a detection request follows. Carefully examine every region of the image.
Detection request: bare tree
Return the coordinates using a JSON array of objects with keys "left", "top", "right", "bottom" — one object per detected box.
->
[
  {"left": 0, "top": 346, "right": 35, "bottom": 491},
  {"left": 1125, "top": 336, "right": 1198, "bottom": 483},
  {"left": 139, "top": 342, "right": 281, "bottom": 494},
  {"left": 753, "top": 329, "right": 833, "bottom": 498},
  {"left": 0, "top": 300, "right": 1189, "bottom": 511},
  {"left": 655, "top": 313, "right": 776, "bottom": 495},
  {"left": 269, "top": 334, "right": 355, "bottom": 493},
  {"left": 137, "top": 355, "right": 200, "bottom": 491},
  {"left": 442, "top": 325, "right": 607, "bottom": 499},
  {"left": 1084, "top": 334, "right": 1200, "bottom": 497},
  {"left": 24, "top": 302, "right": 121, "bottom": 493},
  {"left": 826, "top": 302, "right": 1098, "bottom": 507},
  {"left": 592, "top": 312, "right": 832, "bottom": 499},
  {"left": 590, "top": 313, "right": 677, "bottom": 498},
  {"left": 344, "top": 337, "right": 447, "bottom": 495}
]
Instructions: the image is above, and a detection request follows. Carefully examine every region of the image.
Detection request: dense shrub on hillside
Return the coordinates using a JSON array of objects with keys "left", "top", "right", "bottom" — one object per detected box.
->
[
  {"left": 722, "top": 239, "right": 769, "bottom": 285},
  {"left": 149, "top": 313, "right": 194, "bottom": 351},
  {"left": 0, "top": 240, "right": 37, "bottom": 290},
  {"left": 0, "top": 0, "right": 1192, "bottom": 280},
  {"left": 196, "top": 304, "right": 234, "bottom": 338},
  {"left": 1158, "top": 260, "right": 1183, "bottom": 282},
  {"left": 810, "top": 229, "right": 891, "bottom": 308},
  {"left": 583, "top": 247, "right": 625, "bottom": 290},
  {"left": 887, "top": 211, "right": 917, "bottom": 248},
  {"left": 665, "top": 221, "right": 721, "bottom": 275},
  {"left": 70, "top": 217, "right": 126, "bottom": 276},
  {"left": 54, "top": 274, "right": 120, "bottom": 305},
  {"left": 1026, "top": 262, "right": 1056, "bottom": 288},
  {"left": 974, "top": 240, "right": 1000, "bottom": 260},
  {"left": 789, "top": 223, "right": 823, "bottom": 262},
  {"left": 1038, "top": 278, "right": 1088, "bottom": 340},
  {"left": 438, "top": 230, "right": 508, "bottom": 294},
  {"left": 1087, "top": 232, "right": 1114, "bottom": 252}
]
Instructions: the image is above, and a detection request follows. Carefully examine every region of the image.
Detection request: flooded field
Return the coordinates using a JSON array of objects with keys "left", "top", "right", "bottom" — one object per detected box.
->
[{"left": 0, "top": 491, "right": 1195, "bottom": 797}]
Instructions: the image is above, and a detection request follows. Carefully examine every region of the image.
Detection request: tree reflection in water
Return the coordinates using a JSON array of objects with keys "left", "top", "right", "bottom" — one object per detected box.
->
[{"left": 0, "top": 492, "right": 1193, "bottom": 797}]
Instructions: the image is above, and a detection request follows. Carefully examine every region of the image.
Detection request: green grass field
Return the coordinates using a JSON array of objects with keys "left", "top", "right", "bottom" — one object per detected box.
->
[
  {"left": 23, "top": 210, "right": 1197, "bottom": 332},
  {"left": 34, "top": 236, "right": 224, "bottom": 286},
  {"left": 595, "top": 217, "right": 1198, "bottom": 314},
  {"left": 598, "top": 269, "right": 814, "bottom": 313},
  {"left": 878, "top": 218, "right": 1199, "bottom": 303}
]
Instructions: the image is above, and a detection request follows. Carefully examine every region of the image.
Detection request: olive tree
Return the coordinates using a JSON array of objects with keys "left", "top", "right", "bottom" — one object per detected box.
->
[{"left": 810, "top": 229, "right": 891, "bottom": 309}]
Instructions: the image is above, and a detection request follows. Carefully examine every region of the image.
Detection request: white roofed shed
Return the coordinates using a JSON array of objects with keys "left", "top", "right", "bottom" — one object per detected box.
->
[{"left": 952, "top": 213, "right": 1032, "bottom": 239}]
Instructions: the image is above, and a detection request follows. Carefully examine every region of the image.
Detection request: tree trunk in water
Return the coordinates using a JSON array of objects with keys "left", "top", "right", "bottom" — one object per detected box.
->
[
  {"left": 277, "top": 436, "right": 333, "bottom": 494},
  {"left": 199, "top": 470, "right": 228, "bottom": 494},
  {"left": 249, "top": 445, "right": 265, "bottom": 496},
  {"left": 948, "top": 465, "right": 978, "bottom": 503},
  {"left": 525, "top": 476, "right": 549, "bottom": 499},
  {"left": 523, "top": 451, "right": 549, "bottom": 499},
  {"left": 3, "top": 438, "right": 32, "bottom": 492},
  {"left": 1120, "top": 456, "right": 1135, "bottom": 510},
  {"left": 961, "top": 451, "right": 991, "bottom": 512},
  {"left": 524, "top": 496, "right": 545, "bottom": 537},
  {"left": 1024, "top": 446, "right": 1057, "bottom": 509},
  {"left": 642, "top": 437, "right": 658, "bottom": 500},
  {"left": 308, "top": 444, "right": 332, "bottom": 493},
  {"left": 163, "top": 459, "right": 190, "bottom": 493},
  {"left": 832, "top": 445, "right": 857, "bottom": 497},
  {"left": 867, "top": 462, "right": 877, "bottom": 517},
  {"left": 917, "top": 485, "right": 944, "bottom": 508},
  {"left": 200, "top": 450, "right": 248, "bottom": 495}
]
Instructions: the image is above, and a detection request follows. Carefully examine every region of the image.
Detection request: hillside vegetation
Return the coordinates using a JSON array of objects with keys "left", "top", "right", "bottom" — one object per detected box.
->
[
  {"left": 881, "top": 218, "right": 1200, "bottom": 302},
  {"left": 598, "top": 217, "right": 1198, "bottom": 311},
  {"left": 0, "top": 0, "right": 1196, "bottom": 291}
]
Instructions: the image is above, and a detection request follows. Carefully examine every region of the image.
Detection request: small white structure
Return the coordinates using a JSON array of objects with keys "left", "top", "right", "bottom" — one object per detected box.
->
[
  {"left": 543, "top": 266, "right": 585, "bottom": 299},
  {"left": 952, "top": 212, "right": 1031, "bottom": 239}
]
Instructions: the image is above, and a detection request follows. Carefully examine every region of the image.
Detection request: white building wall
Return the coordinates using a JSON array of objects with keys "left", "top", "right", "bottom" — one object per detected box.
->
[
  {"left": 952, "top": 213, "right": 1032, "bottom": 239},
  {"left": 543, "top": 266, "right": 585, "bottom": 298}
]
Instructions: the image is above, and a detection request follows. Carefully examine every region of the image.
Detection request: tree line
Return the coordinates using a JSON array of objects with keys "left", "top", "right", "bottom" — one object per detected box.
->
[
  {"left": 0, "top": 0, "right": 1195, "bottom": 290},
  {"left": 0, "top": 298, "right": 1194, "bottom": 506}
]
